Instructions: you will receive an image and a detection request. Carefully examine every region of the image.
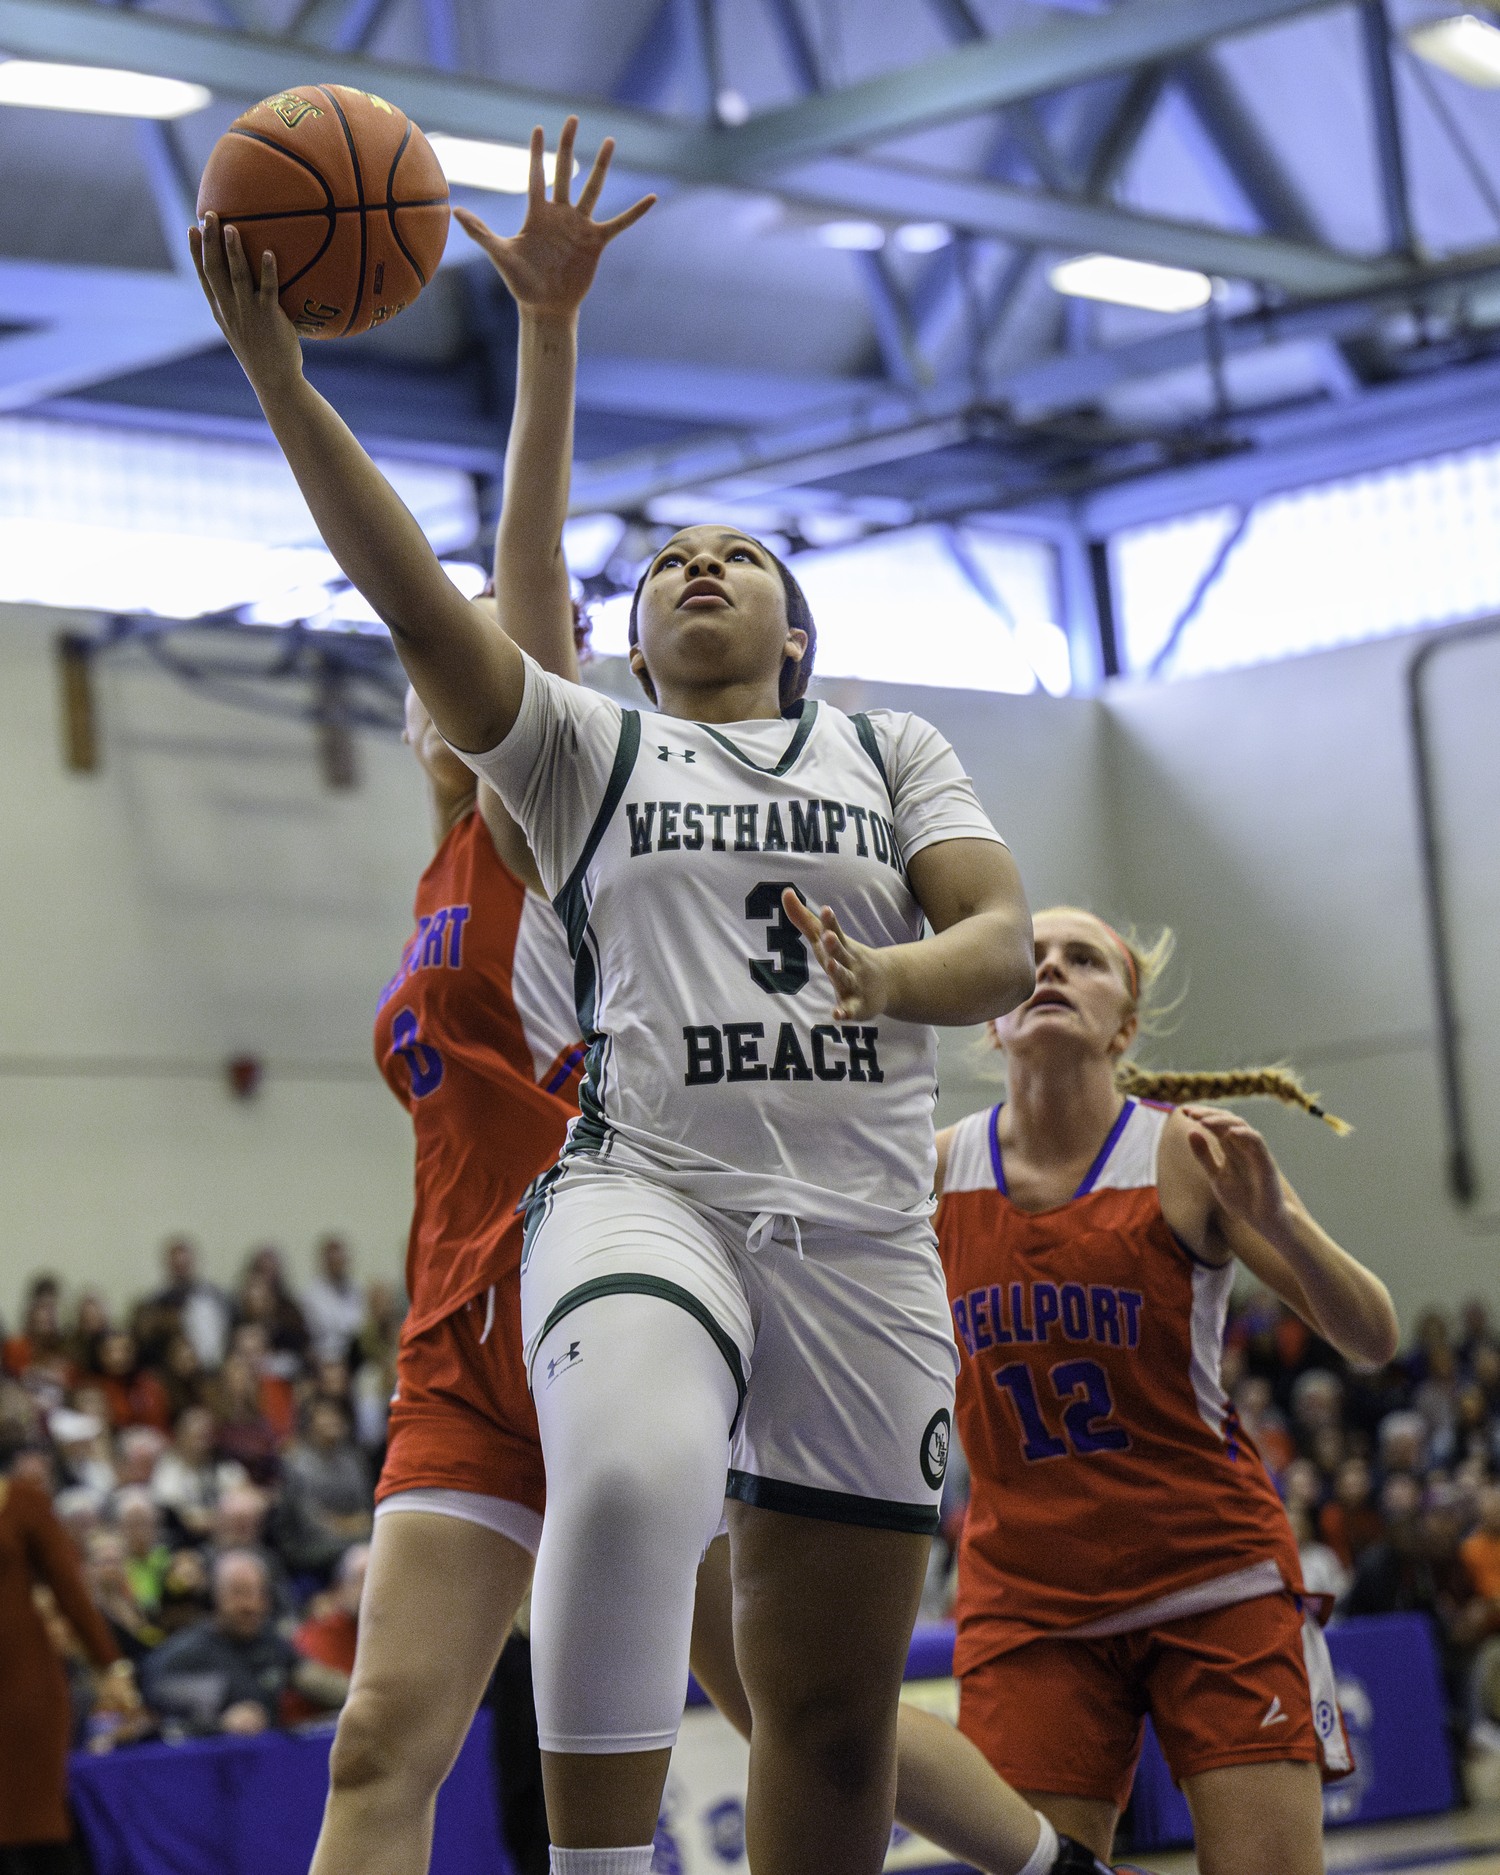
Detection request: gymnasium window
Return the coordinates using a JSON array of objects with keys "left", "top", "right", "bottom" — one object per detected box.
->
[
  {"left": 585, "top": 524, "right": 1069, "bottom": 696},
  {"left": 788, "top": 527, "right": 1069, "bottom": 696},
  {"left": 0, "top": 415, "right": 478, "bottom": 623},
  {"left": 1111, "top": 441, "right": 1500, "bottom": 680}
]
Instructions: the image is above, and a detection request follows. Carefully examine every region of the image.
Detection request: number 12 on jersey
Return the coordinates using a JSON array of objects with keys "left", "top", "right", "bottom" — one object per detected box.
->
[{"left": 992, "top": 1359, "right": 1131, "bottom": 1461}]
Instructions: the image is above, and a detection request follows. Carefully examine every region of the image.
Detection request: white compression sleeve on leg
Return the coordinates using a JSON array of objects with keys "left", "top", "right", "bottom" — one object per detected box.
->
[
  {"left": 530, "top": 1291, "right": 739, "bottom": 1755},
  {"left": 549, "top": 1848, "right": 655, "bottom": 1874}
]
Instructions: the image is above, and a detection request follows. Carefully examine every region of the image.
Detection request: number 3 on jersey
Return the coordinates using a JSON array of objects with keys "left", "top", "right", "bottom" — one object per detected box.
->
[
  {"left": 746, "top": 881, "right": 809, "bottom": 996},
  {"left": 391, "top": 1007, "right": 444, "bottom": 1098},
  {"left": 992, "top": 1359, "right": 1131, "bottom": 1461}
]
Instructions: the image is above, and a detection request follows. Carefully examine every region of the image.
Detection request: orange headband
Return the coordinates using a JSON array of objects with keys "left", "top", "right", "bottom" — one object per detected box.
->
[{"left": 1096, "top": 921, "right": 1139, "bottom": 998}]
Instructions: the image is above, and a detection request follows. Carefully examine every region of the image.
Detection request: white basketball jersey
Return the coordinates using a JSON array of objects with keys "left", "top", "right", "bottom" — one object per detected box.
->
[{"left": 466, "top": 655, "right": 1006, "bottom": 1229}]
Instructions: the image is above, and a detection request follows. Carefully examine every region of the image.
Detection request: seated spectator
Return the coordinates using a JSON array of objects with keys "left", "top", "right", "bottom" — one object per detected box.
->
[
  {"left": 1415, "top": 1343, "right": 1462, "bottom": 1471},
  {"left": 93, "top": 1330, "right": 172, "bottom": 1433},
  {"left": 114, "top": 1424, "right": 168, "bottom": 1491},
  {"left": 283, "top": 1544, "right": 367, "bottom": 1721},
  {"left": 144, "top": 1238, "right": 233, "bottom": 1373},
  {"left": 237, "top": 1251, "right": 309, "bottom": 1367},
  {"left": 1377, "top": 1408, "right": 1430, "bottom": 1483},
  {"left": 1233, "top": 1374, "right": 1296, "bottom": 1478},
  {"left": 155, "top": 1546, "right": 212, "bottom": 1638},
  {"left": 1460, "top": 1481, "right": 1500, "bottom": 1630},
  {"left": 302, "top": 1236, "right": 365, "bottom": 1367},
  {"left": 228, "top": 1323, "right": 296, "bottom": 1442},
  {"left": 1459, "top": 1298, "right": 1495, "bottom": 1367},
  {"left": 1319, "top": 1455, "right": 1384, "bottom": 1571},
  {"left": 210, "top": 1352, "right": 282, "bottom": 1487},
  {"left": 351, "top": 1282, "right": 402, "bottom": 1454},
  {"left": 65, "top": 1291, "right": 111, "bottom": 1372},
  {"left": 114, "top": 1486, "right": 173, "bottom": 1614},
  {"left": 4, "top": 1277, "right": 75, "bottom": 1411},
  {"left": 202, "top": 1485, "right": 296, "bottom": 1620},
  {"left": 274, "top": 1400, "right": 373, "bottom": 1581},
  {"left": 53, "top": 1484, "right": 107, "bottom": 1557},
  {"left": 1288, "top": 1502, "right": 1349, "bottom": 1602},
  {"left": 1338, "top": 1474, "right": 1441, "bottom": 1619},
  {"left": 49, "top": 1406, "right": 115, "bottom": 1498},
  {"left": 1473, "top": 1343, "right": 1500, "bottom": 1417},
  {"left": 1290, "top": 1368, "right": 1345, "bottom": 1458},
  {"left": 86, "top": 1529, "right": 163, "bottom": 1660},
  {"left": 142, "top": 1550, "right": 346, "bottom": 1736},
  {"left": 153, "top": 1330, "right": 212, "bottom": 1424},
  {"left": 303, "top": 1356, "right": 354, "bottom": 1419},
  {"left": 151, "top": 1406, "right": 248, "bottom": 1543}
]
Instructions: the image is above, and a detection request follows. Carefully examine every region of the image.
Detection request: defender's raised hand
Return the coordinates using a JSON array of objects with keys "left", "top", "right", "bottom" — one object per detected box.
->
[
  {"left": 453, "top": 117, "right": 655, "bottom": 319},
  {"left": 1181, "top": 1105, "right": 1290, "bottom": 1241},
  {"left": 190, "top": 214, "right": 304, "bottom": 391}
]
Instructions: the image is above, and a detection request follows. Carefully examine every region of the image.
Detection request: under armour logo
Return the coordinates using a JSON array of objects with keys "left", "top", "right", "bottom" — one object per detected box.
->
[
  {"left": 657, "top": 744, "right": 696, "bottom": 763},
  {"left": 1260, "top": 1696, "right": 1288, "bottom": 1727},
  {"left": 546, "top": 1340, "right": 582, "bottom": 1384}
]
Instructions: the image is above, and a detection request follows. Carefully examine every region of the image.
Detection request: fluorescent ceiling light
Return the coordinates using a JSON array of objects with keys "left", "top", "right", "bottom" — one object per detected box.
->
[
  {"left": 1048, "top": 253, "right": 1211, "bottom": 314},
  {"left": 442, "top": 559, "right": 488, "bottom": 598},
  {"left": 428, "top": 134, "right": 577, "bottom": 194},
  {"left": 896, "top": 223, "right": 953, "bottom": 254},
  {"left": 1406, "top": 13, "right": 1500, "bottom": 85},
  {"left": 0, "top": 59, "right": 210, "bottom": 116},
  {"left": 817, "top": 220, "right": 886, "bottom": 251},
  {"left": 562, "top": 513, "right": 626, "bottom": 579}
]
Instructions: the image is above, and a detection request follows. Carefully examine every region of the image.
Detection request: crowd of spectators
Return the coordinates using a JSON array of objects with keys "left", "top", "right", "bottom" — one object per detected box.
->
[
  {"left": 1, "top": 1235, "right": 403, "bottom": 1746},
  {"left": 10, "top": 1249, "right": 1500, "bottom": 1781},
  {"left": 1224, "top": 1289, "right": 1500, "bottom": 1761}
]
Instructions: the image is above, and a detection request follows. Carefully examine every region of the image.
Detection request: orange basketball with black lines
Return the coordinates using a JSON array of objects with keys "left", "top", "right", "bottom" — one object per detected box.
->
[{"left": 196, "top": 84, "right": 450, "bottom": 339}]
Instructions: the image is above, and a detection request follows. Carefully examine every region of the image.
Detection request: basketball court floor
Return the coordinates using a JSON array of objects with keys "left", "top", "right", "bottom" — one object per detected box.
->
[{"left": 1141, "top": 1799, "right": 1500, "bottom": 1875}]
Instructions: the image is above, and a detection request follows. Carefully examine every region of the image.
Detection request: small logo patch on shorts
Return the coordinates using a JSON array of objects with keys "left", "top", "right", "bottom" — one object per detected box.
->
[
  {"left": 546, "top": 1339, "right": 582, "bottom": 1385},
  {"left": 920, "top": 1408, "right": 951, "bottom": 1489}
]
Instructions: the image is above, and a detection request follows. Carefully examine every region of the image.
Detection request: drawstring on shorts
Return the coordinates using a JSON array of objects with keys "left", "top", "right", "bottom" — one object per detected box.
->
[
  {"left": 478, "top": 1284, "right": 496, "bottom": 1344},
  {"left": 746, "top": 1211, "right": 804, "bottom": 1259}
]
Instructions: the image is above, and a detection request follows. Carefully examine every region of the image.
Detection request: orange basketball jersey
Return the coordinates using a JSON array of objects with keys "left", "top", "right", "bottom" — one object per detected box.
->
[
  {"left": 939, "top": 1098, "right": 1304, "bottom": 1677},
  {"left": 374, "top": 811, "right": 584, "bottom": 1334}
]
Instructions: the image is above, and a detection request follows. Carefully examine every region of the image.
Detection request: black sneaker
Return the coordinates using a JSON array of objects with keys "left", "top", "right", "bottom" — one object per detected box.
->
[
  {"left": 1050, "top": 1839, "right": 1162, "bottom": 1875},
  {"left": 1050, "top": 1836, "right": 1112, "bottom": 1874}
]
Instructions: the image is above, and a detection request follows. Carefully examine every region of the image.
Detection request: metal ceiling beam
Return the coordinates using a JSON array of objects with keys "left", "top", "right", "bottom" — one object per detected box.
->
[
  {"left": 769, "top": 156, "right": 1402, "bottom": 294},
  {"left": 0, "top": 0, "right": 1402, "bottom": 297},
  {"left": 1079, "top": 346, "right": 1500, "bottom": 533},
  {"left": 565, "top": 242, "right": 1500, "bottom": 511},
  {"left": 755, "top": 0, "right": 927, "bottom": 388},
  {"left": 1174, "top": 50, "right": 1322, "bottom": 243},
  {"left": 1358, "top": 0, "right": 1416, "bottom": 257},
  {"left": 684, "top": 0, "right": 1345, "bottom": 179},
  {"left": 0, "top": 300, "right": 218, "bottom": 410}
]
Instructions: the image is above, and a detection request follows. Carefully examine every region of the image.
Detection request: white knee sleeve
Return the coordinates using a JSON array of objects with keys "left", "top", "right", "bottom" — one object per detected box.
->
[{"left": 530, "top": 1292, "right": 738, "bottom": 1755}]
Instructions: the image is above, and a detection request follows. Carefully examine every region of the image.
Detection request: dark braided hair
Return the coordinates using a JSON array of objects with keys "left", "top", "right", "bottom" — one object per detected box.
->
[{"left": 626, "top": 535, "right": 817, "bottom": 713}]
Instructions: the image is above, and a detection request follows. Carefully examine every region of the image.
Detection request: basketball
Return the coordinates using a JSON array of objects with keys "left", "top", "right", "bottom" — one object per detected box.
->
[{"left": 195, "top": 84, "right": 450, "bottom": 340}]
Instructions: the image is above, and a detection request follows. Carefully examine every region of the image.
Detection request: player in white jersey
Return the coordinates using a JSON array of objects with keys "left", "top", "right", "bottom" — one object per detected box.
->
[{"left": 193, "top": 118, "right": 1035, "bottom": 1875}]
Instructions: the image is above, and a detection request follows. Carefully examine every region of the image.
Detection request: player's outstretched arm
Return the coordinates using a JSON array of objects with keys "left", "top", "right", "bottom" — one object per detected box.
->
[
  {"left": 1178, "top": 1106, "right": 1400, "bottom": 1366},
  {"left": 190, "top": 215, "right": 521, "bottom": 755},
  {"left": 784, "top": 840, "right": 1034, "bottom": 1027},
  {"left": 456, "top": 119, "right": 654, "bottom": 681}
]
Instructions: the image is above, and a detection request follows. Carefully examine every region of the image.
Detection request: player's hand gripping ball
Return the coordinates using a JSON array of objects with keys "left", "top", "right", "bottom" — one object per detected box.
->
[{"left": 196, "top": 85, "right": 449, "bottom": 339}]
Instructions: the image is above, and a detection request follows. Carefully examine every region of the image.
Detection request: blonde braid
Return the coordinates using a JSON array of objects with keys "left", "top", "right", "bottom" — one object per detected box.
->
[{"left": 1114, "top": 1060, "right": 1352, "bottom": 1136}]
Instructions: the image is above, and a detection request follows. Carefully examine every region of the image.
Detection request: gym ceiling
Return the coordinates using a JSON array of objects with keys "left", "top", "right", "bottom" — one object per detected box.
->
[{"left": 5, "top": 0, "right": 1500, "bottom": 567}]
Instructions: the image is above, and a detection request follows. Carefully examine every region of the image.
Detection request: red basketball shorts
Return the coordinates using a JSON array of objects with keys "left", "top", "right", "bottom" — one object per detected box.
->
[
  {"left": 377, "top": 1279, "right": 545, "bottom": 1519},
  {"left": 958, "top": 1591, "right": 1350, "bottom": 1812}
]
